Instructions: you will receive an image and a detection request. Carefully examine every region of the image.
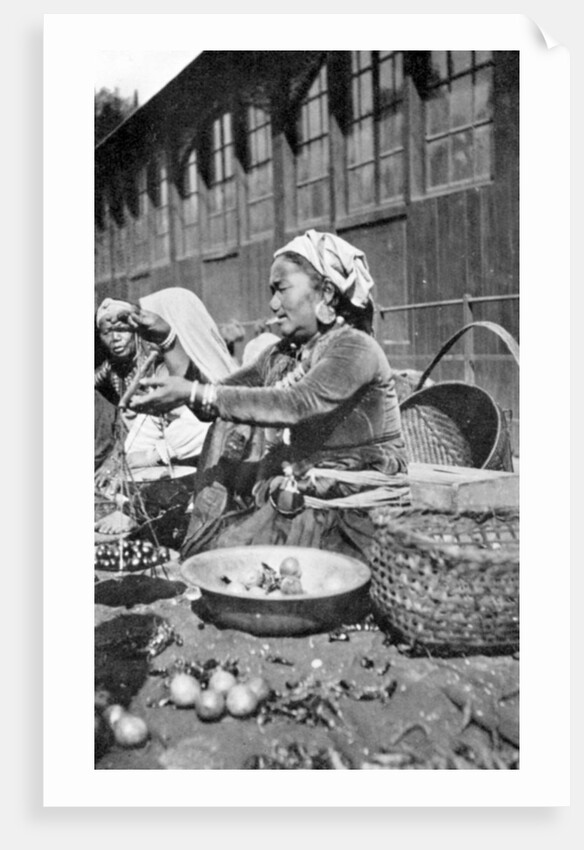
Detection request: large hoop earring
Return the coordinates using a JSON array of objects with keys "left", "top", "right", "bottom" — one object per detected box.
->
[{"left": 315, "top": 300, "right": 336, "bottom": 326}]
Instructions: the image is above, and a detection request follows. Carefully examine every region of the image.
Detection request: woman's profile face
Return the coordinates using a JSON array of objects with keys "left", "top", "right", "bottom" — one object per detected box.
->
[
  {"left": 268, "top": 256, "right": 320, "bottom": 343},
  {"left": 99, "top": 324, "right": 136, "bottom": 363}
]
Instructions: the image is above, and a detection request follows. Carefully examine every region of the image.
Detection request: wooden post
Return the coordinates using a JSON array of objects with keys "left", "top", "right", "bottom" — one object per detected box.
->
[{"left": 463, "top": 294, "right": 475, "bottom": 384}]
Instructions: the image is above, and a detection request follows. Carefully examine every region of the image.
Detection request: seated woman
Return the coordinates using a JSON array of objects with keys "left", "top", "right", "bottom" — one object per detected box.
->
[
  {"left": 127, "top": 231, "right": 407, "bottom": 562},
  {"left": 95, "top": 287, "right": 236, "bottom": 534}
]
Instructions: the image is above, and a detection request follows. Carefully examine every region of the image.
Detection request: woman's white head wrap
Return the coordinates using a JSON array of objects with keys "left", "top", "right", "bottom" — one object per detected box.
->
[
  {"left": 139, "top": 288, "right": 237, "bottom": 382},
  {"left": 273, "top": 229, "right": 374, "bottom": 308}
]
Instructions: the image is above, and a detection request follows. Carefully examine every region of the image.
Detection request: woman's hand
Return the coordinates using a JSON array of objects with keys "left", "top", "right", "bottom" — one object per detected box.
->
[
  {"left": 128, "top": 376, "right": 192, "bottom": 414},
  {"left": 125, "top": 308, "right": 172, "bottom": 345}
]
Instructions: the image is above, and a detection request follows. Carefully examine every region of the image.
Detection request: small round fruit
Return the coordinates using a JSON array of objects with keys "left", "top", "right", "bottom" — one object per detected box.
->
[
  {"left": 246, "top": 676, "right": 271, "bottom": 703},
  {"left": 195, "top": 689, "right": 225, "bottom": 721},
  {"left": 208, "top": 668, "right": 237, "bottom": 696},
  {"left": 280, "top": 576, "right": 303, "bottom": 595},
  {"left": 279, "top": 556, "right": 301, "bottom": 577},
  {"left": 103, "top": 704, "right": 126, "bottom": 728},
  {"left": 169, "top": 673, "right": 201, "bottom": 708},
  {"left": 112, "top": 713, "right": 149, "bottom": 748},
  {"left": 227, "top": 581, "right": 246, "bottom": 594},
  {"left": 226, "top": 684, "right": 259, "bottom": 718},
  {"left": 241, "top": 567, "right": 263, "bottom": 587}
]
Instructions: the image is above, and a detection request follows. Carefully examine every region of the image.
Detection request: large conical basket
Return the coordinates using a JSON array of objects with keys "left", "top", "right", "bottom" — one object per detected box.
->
[{"left": 400, "top": 322, "right": 519, "bottom": 472}]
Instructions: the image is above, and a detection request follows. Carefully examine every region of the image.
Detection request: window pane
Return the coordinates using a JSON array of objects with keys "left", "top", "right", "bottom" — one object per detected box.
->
[
  {"left": 475, "top": 51, "right": 493, "bottom": 65},
  {"left": 262, "top": 161, "right": 273, "bottom": 195},
  {"left": 256, "top": 129, "right": 267, "bottom": 163},
  {"left": 184, "top": 193, "right": 198, "bottom": 225},
  {"left": 188, "top": 155, "right": 197, "bottom": 194},
  {"left": 213, "top": 120, "right": 221, "bottom": 151},
  {"left": 359, "top": 51, "right": 372, "bottom": 69},
  {"left": 348, "top": 169, "right": 360, "bottom": 209},
  {"left": 352, "top": 78, "right": 360, "bottom": 119},
  {"left": 308, "top": 98, "right": 320, "bottom": 138},
  {"left": 474, "top": 125, "right": 492, "bottom": 180},
  {"left": 213, "top": 148, "right": 223, "bottom": 183},
  {"left": 426, "top": 84, "right": 449, "bottom": 135},
  {"left": 223, "top": 114, "right": 232, "bottom": 144},
  {"left": 209, "top": 215, "right": 223, "bottom": 246},
  {"left": 308, "top": 139, "right": 326, "bottom": 180},
  {"left": 224, "top": 177, "right": 236, "bottom": 210},
  {"left": 360, "top": 117, "right": 374, "bottom": 162},
  {"left": 224, "top": 146, "right": 234, "bottom": 179},
  {"left": 380, "top": 153, "right": 404, "bottom": 201},
  {"left": 297, "top": 146, "right": 309, "bottom": 183},
  {"left": 351, "top": 51, "right": 359, "bottom": 74},
  {"left": 347, "top": 128, "right": 359, "bottom": 167},
  {"left": 359, "top": 162, "right": 375, "bottom": 206},
  {"left": 430, "top": 51, "right": 448, "bottom": 81},
  {"left": 360, "top": 71, "right": 373, "bottom": 115},
  {"left": 250, "top": 131, "right": 259, "bottom": 165},
  {"left": 226, "top": 209, "right": 237, "bottom": 243},
  {"left": 451, "top": 51, "right": 472, "bottom": 75},
  {"left": 185, "top": 224, "right": 198, "bottom": 256},
  {"left": 450, "top": 75, "right": 473, "bottom": 129},
  {"left": 311, "top": 179, "right": 329, "bottom": 219},
  {"left": 474, "top": 67, "right": 493, "bottom": 123},
  {"left": 322, "top": 136, "right": 329, "bottom": 172},
  {"left": 298, "top": 184, "right": 309, "bottom": 221},
  {"left": 428, "top": 138, "right": 449, "bottom": 187},
  {"left": 250, "top": 196, "right": 273, "bottom": 235},
  {"left": 394, "top": 53, "right": 403, "bottom": 96},
  {"left": 208, "top": 185, "right": 220, "bottom": 214},
  {"left": 379, "top": 58, "right": 394, "bottom": 108},
  {"left": 322, "top": 97, "right": 329, "bottom": 135},
  {"left": 379, "top": 108, "right": 403, "bottom": 154},
  {"left": 451, "top": 130, "right": 473, "bottom": 182}
]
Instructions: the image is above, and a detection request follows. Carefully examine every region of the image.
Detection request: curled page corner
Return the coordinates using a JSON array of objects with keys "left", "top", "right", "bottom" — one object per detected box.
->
[{"left": 525, "top": 15, "right": 561, "bottom": 49}]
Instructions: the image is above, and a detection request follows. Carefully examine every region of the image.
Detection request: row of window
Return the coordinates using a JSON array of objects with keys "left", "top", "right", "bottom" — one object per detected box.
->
[{"left": 96, "top": 51, "right": 494, "bottom": 282}]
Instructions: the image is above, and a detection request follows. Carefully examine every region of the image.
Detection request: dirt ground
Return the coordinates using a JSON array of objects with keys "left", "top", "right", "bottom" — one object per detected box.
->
[{"left": 94, "top": 555, "right": 519, "bottom": 771}]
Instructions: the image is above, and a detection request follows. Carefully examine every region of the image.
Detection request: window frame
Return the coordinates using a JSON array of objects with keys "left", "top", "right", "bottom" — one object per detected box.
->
[
  {"left": 295, "top": 64, "right": 331, "bottom": 226},
  {"left": 345, "top": 50, "right": 406, "bottom": 214},
  {"left": 175, "top": 145, "right": 201, "bottom": 259},
  {"left": 205, "top": 111, "right": 238, "bottom": 251},
  {"left": 423, "top": 50, "right": 494, "bottom": 196},
  {"left": 246, "top": 104, "right": 274, "bottom": 238}
]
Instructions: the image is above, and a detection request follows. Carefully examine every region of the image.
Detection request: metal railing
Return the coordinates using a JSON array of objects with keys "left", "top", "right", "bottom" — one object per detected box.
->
[{"left": 377, "top": 292, "right": 519, "bottom": 384}]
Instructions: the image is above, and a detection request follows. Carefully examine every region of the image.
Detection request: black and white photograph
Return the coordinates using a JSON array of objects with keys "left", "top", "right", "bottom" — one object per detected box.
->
[{"left": 42, "top": 12, "right": 570, "bottom": 810}]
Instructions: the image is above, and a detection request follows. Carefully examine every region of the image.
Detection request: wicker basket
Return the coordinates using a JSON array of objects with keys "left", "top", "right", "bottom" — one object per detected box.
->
[
  {"left": 368, "top": 507, "right": 519, "bottom": 655},
  {"left": 400, "top": 322, "right": 520, "bottom": 472}
]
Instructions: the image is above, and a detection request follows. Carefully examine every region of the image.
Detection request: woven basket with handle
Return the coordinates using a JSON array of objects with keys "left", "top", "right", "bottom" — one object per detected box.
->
[
  {"left": 400, "top": 321, "right": 520, "bottom": 471},
  {"left": 368, "top": 506, "right": 519, "bottom": 655}
]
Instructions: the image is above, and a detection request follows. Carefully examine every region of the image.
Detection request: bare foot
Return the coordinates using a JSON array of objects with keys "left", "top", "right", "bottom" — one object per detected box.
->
[{"left": 95, "top": 510, "right": 136, "bottom": 535}]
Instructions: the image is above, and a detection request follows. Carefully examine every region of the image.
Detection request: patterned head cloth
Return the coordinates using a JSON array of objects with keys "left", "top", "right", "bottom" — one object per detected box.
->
[
  {"left": 274, "top": 229, "right": 374, "bottom": 308},
  {"left": 95, "top": 298, "right": 135, "bottom": 328}
]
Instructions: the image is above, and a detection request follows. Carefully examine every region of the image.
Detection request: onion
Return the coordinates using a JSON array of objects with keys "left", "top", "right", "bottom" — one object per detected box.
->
[{"left": 113, "top": 713, "right": 149, "bottom": 748}]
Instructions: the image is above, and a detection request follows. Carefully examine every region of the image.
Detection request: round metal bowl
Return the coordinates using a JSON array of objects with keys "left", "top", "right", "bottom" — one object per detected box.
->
[{"left": 180, "top": 545, "right": 372, "bottom": 636}]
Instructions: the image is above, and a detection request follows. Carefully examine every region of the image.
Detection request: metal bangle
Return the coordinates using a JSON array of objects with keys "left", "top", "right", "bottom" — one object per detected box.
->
[
  {"left": 201, "top": 383, "right": 218, "bottom": 417},
  {"left": 189, "top": 381, "right": 199, "bottom": 408},
  {"left": 158, "top": 327, "right": 177, "bottom": 352}
]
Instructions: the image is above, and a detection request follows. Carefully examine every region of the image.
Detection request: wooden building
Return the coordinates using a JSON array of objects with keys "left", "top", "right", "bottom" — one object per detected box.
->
[{"left": 95, "top": 50, "right": 519, "bottom": 446}]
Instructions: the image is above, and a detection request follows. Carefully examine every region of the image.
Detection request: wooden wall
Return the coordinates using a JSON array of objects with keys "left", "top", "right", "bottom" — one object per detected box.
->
[{"left": 95, "top": 50, "right": 519, "bottom": 449}]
